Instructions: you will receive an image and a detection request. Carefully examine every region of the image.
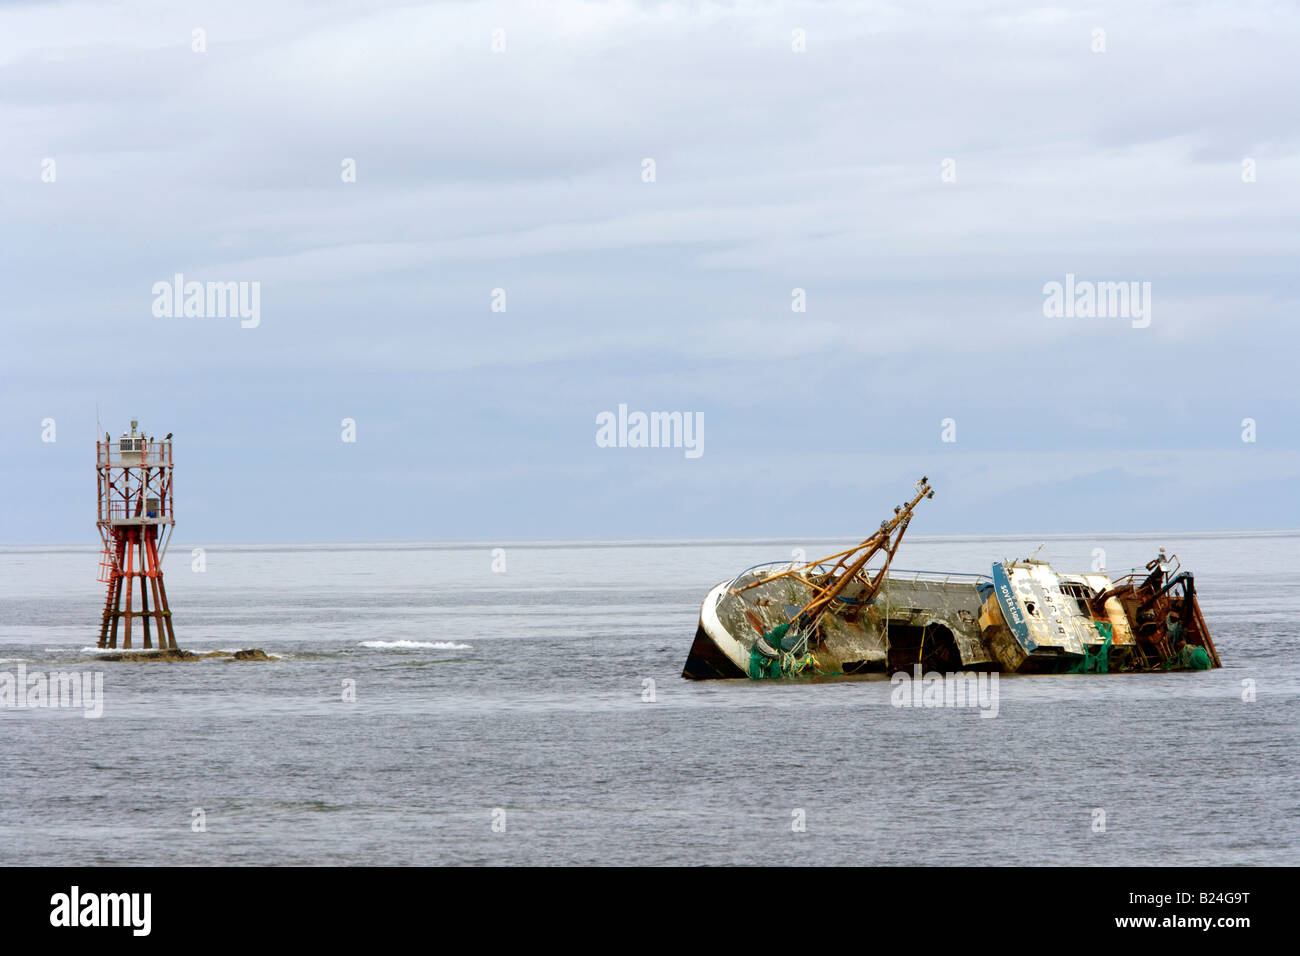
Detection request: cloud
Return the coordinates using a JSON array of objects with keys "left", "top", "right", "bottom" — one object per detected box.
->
[{"left": 1, "top": 0, "right": 1297, "bottom": 542}]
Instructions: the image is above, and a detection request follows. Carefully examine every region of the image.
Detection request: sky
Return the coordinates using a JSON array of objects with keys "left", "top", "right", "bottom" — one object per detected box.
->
[{"left": 1, "top": 0, "right": 1297, "bottom": 545}]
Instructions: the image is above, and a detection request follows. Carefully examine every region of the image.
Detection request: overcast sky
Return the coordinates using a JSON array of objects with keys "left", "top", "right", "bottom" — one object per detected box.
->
[{"left": 2, "top": 0, "right": 1297, "bottom": 544}]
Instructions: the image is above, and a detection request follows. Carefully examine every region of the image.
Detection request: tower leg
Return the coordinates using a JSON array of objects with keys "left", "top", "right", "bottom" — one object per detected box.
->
[
  {"left": 138, "top": 532, "right": 153, "bottom": 650},
  {"left": 155, "top": 572, "right": 177, "bottom": 649},
  {"left": 108, "top": 564, "right": 124, "bottom": 649},
  {"left": 145, "top": 528, "right": 172, "bottom": 650},
  {"left": 123, "top": 529, "right": 135, "bottom": 650}
]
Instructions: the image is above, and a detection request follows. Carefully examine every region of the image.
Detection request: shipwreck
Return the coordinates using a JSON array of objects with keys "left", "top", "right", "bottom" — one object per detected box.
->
[{"left": 682, "top": 477, "right": 1220, "bottom": 680}]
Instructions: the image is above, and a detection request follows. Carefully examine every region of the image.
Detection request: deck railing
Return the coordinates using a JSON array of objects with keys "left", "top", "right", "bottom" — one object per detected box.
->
[{"left": 727, "top": 560, "right": 990, "bottom": 592}]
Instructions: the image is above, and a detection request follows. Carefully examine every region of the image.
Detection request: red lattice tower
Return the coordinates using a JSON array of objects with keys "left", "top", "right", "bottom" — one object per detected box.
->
[{"left": 96, "top": 420, "right": 177, "bottom": 649}]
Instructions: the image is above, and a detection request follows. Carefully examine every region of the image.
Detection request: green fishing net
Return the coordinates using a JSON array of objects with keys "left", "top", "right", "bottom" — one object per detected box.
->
[
  {"left": 746, "top": 623, "right": 840, "bottom": 679},
  {"left": 1065, "top": 621, "right": 1113, "bottom": 674}
]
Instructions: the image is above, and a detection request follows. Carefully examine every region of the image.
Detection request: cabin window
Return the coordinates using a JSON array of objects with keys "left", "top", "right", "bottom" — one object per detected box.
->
[{"left": 1060, "top": 583, "right": 1096, "bottom": 616}]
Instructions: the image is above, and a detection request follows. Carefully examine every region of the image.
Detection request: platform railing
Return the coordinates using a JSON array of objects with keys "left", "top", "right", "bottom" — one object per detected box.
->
[
  {"left": 97, "top": 495, "right": 172, "bottom": 524},
  {"left": 96, "top": 440, "right": 173, "bottom": 468}
]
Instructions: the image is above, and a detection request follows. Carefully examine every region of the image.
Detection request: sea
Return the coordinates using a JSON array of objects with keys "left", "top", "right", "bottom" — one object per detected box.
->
[{"left": 0, "top": 532, "right": 1296, "bottom": 865}]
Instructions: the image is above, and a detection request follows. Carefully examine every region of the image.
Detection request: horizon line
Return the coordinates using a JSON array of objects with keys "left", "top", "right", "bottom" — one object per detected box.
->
[{"left": 3, "top": 527, "right": 1297, "bottom": 551}]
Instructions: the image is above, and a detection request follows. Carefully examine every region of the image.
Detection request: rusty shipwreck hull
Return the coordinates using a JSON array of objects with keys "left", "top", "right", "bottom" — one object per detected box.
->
[
  {"left": 681, "top": 478, "right": 1219, "bottom": 680},
  {"left": 683, "top": 555, "right": 1220, "bottom": 680},
  {"left": 684, "top": 568, "right": 989, "bottom": 678}
]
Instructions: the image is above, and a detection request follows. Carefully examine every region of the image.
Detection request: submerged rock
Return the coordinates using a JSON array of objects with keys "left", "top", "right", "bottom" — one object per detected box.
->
[
  {"left": 92, "top": 648, "right": 273, "bottom": 662},
  {"left": 97, "top": 649, "right": 198, "bottom": 662}
]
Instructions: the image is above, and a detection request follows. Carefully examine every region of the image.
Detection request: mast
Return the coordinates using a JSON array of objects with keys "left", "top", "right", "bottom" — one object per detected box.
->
[{"left": 736, "top": 476, "right": 935, "bottom": 642}]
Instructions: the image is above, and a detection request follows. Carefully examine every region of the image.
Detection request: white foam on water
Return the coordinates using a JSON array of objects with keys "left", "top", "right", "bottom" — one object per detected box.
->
[{"left": 358, "top": 640, "right": 472, "bottom": 650}]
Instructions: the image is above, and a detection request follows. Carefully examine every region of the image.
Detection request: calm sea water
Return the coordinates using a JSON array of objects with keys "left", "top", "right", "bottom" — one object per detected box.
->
[{"left": 0, "top": 532, "right": 1296, "bottom": 866}]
